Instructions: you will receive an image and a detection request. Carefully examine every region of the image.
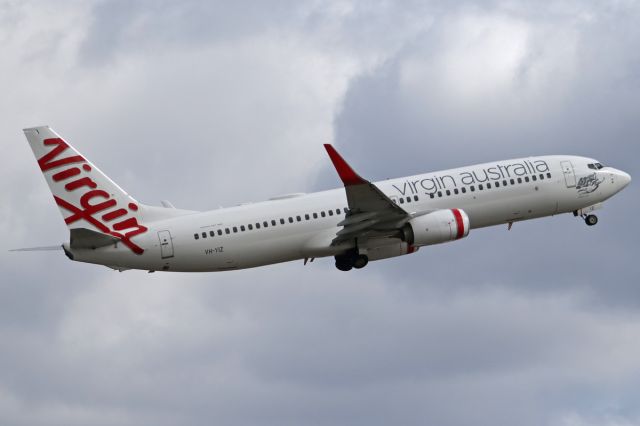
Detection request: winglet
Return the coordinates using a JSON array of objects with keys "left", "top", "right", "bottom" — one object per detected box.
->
[{"left": 324, "top": 144, "right": 367, "bottom": 186}]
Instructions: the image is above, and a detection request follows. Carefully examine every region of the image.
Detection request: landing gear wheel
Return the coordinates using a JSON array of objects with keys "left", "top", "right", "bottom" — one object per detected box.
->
[
  {"left": 335, "top": 256, "right": 353, "bottom": 271},
  {"left": 585, "top": 214, "right": 598, "bottom": 226},
  {"left": 336, "top": 263, "right": 352, "bottom": 271},
  {"left": 353, "top": 255, "right": 369, "bottom": 269}
]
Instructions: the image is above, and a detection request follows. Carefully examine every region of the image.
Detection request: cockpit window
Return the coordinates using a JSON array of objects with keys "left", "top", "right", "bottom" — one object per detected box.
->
[{"left": 588, "top": 162, "right": 605, "bottom": 170}]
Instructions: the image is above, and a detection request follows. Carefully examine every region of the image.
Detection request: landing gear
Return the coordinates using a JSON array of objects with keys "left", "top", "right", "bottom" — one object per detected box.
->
[
  {"left": 353, "top": 255, "right": 369, "bottom": 269},
  {"left": 335, "top": 257, "right": 353, "bottom": 271},
  {"left": 574, "top": 208, "right": 599, "bottom": 227},
  {"left": 334, "top": 253, "right": 369, "bottom": 271},
  {"left": 584, "top": 214, "right": 598, "bottom": 226}
]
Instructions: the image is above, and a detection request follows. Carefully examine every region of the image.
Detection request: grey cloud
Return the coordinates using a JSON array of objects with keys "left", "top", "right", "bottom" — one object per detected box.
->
[
  {"left": 4, "top": 269, "right": 640, "bottom": 426},
  {"left": 2, "top": 1, "right": 640, "bottom": 425},
  {"left": 80, "top": 0, "right": 301, "bottom": 64},
  {"left": 322, "top": 0, "right": 640, "bottom": 307}
]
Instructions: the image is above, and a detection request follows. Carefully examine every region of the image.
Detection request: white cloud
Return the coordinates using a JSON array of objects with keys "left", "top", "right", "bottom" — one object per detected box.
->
[
  {"left": 2, "top": 1, "right": 640, "bottom": 425},
  {"left": 553, "top": 413, "right": 640, "bottom": 426}
]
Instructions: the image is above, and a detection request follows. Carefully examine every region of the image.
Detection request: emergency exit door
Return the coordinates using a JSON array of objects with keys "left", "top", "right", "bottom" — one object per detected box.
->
[
  {"left": 158, "top": 230, "right": 174, "bottom": 259},
  {"left": 560, "top": 161, "right": 576, "bottom": 188}
]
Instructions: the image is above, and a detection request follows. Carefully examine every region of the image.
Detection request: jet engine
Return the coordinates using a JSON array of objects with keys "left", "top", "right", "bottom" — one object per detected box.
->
[
  {"left": 403, "top": 209, "right": 470, "bottom": 247},
  {"left": 362, "top": 238, "right": 418, "bottom": 261}
]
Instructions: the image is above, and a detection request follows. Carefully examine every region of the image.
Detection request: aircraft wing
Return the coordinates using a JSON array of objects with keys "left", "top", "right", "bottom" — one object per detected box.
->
[{"left": 324, "top": 144, "right": 411, "bottom": 245}]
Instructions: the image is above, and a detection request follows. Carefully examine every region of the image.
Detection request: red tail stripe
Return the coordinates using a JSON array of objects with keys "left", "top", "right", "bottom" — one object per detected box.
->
[
  {"left": 52, "top": 167, "right": 81, "bottom": 182},
  {"left": 451, "top": 208, "right": 465, "bottom": 239},
  {"left": 38, "top": 138, "right": 85, "bottom": 171},
  {"left": 54, "top": 196, "right": 146, "bottom": 255}
]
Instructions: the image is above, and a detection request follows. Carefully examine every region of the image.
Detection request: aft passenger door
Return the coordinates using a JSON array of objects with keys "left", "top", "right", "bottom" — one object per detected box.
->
[
  {"left": 561, "top": 161, "right": 576, "bottom": 188},
  {"left": 157, "top": 230, "right": 174, "bottom": 259}
]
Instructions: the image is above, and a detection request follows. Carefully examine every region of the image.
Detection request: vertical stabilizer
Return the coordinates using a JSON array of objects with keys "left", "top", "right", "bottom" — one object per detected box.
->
[{"left": 23, "top": 126, "right": 148, "bottom": 254}]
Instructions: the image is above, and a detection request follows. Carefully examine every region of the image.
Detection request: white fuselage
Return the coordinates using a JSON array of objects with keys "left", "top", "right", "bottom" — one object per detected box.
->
[{"left": 67, "top": 155, "right": 630, "bottom": 272}]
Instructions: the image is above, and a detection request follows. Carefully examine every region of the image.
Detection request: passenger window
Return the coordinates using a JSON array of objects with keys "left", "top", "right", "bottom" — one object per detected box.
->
[
  {"left": 406, "top": 197, "right": 411, "bottom": 203},
  {"left": 217, "top": 230, "right": 222, "bottom": 236},
  {"left": 256, "top": 223, "right": 260, "bottom": 229},
  {"left": 470, "top": 186, "right": 475, "bottom": 192},
  {"left": 487, "top": 183, "right": 491, "bottom": 189},
  {"left": 194, "top": 233, "right": 199, "bottom": 240},
  {"left": 503, "top": 180, "right": 508, "bottom": 186},
  {"left": 495, "top": 182, "right": 500, "bottom": 188},
  {"left": 524, "top": 176, "right": 529, "bottom": 183},
  {"left": 546, "top": 172, "right": 551, "bottom": 178},
  {"left": 510, "top": 179, "right": 515, "bottom": 185},
  {"left": 328, "top": 210, "right": 334, "bottom": 216},
  {"left": 210, "top": 231, "right": 215, "bottom": 237},
  {"left": 446, "top": 190, "right": 451, "bottom": 196},
  {"left": 305, "top": 214, "right": 310, "bottom": 220},
  {"left": 233, "top": 227, "right": 238, "bottom": 233},
  {"left": 288, "top": 217, "right": 293, "bottom": 223},
  {"left": 202, "top": 232, "right": 207, "bottom": 238},
  {"left": 532, "top": 175, "right": 537, "bottom": 181},
  {"left": 461, "top": 187, "right": 467, "bottom": 193},
  {"left": 321, "top": 211, "right": 326, "bottom": 217},
  {"left": 225, "top": 228, "right": 230, "bottom": 234},
  {"left": 517, "top": 178, "right": 522, "bottom": 184},
  {"left": 240, "top": 225, "right": 245, "bottom": 232},
  {"left": 399, "top": 198, "right": 404, "bottom": 204},
  {"left": 280, "top": 218, "right": 285, "bottom": 224},
  {"left": 313, "top": 213, "right": 318, "bottom": 219},
  {"left": 539, "top": 174, "right": 544, "bottom": 180},
  {"left": 430, "top": 193, "right": 435, "bottom": 199},
  {"left": 437, "top": 191, "right": 443, "bottom": 197},
  {"left": 478, "top": 184, "right": 484, "bottom": 190},
  {"left": 296, "top": 216, "right": 301, "bottom": 222},
  {"left": 335, "top": 209, "right": 341, "bottom": 215},
  {"left": 248, "top": 224, "right": 253, "bottom": 230},
  {"left": 454, "top": 188, "right": 459, "bottom": 194},
  {"left": 414, "top": 195, "right": 419, "bottom": 201},
  {"left": 272, "top": 220, "right": 277, "bottom": 226}
]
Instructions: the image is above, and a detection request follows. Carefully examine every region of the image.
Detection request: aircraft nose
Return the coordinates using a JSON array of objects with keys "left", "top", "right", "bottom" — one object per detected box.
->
[
  {"left": 620, "top": 171, "right": 631, "bottom": 187},
  {"left": 612, "top": 169, "right": 631, "bottom": 189}
]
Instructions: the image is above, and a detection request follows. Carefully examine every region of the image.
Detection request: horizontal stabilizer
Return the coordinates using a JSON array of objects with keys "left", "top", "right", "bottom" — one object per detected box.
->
[
  {"left": 70, "top": 228, "right": 120, "bottom": 249},
  {"left": 9, "top": 245, "right": 62, "bottom": 252}
]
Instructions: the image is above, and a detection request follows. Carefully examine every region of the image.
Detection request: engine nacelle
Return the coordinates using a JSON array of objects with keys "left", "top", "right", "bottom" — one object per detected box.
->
[
  {"left": 404, "top": 209, "right": 470, "bottom": 247},
  {"left": 361, "top": 237, "right": 419, "bottom": 261}
]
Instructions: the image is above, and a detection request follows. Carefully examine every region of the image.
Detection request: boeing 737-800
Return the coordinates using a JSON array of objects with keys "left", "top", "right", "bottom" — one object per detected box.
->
[{"left": 17, "top": 126, "right": 631, "bottom": 272}]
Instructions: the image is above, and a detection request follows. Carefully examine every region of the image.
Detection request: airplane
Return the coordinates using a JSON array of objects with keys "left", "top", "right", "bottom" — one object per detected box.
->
[{"left": 15, "top": 126, "right": 631, "bottom": 272}]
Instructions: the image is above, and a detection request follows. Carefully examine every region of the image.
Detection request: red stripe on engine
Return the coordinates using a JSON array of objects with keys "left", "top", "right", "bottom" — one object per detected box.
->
[{"left": 451, "top": 208, "right": 465, "bottom": 239}]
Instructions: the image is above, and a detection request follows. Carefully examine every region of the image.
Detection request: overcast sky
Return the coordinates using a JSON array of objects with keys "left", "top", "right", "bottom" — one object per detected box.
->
[{"left": 1, "top": 1, "right": 639, "bottom": 425}]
